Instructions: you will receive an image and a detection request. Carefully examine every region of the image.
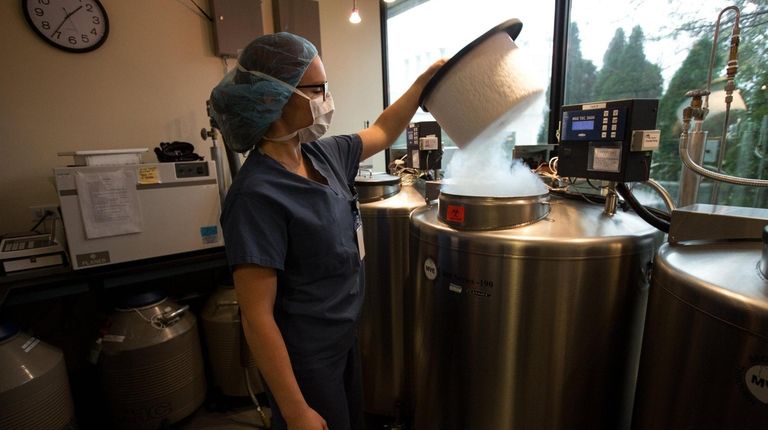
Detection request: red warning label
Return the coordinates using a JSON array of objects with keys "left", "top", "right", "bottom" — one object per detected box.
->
[{"left": 446, "top": 205, "right": 465, "bottom": 223}]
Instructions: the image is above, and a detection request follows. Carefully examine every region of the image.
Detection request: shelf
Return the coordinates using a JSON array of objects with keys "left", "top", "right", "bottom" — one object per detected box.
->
[{"left": 0, "top": 247, "right": 227, "bottom": 307}]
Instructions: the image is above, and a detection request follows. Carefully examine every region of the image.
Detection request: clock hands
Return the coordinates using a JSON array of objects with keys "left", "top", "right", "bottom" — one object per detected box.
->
[
  {"left": 50, "top": 5, "right": 83, "bottom": 38},
  {"left": 63, "top": 6, "right": 82, "bottom": 33}
]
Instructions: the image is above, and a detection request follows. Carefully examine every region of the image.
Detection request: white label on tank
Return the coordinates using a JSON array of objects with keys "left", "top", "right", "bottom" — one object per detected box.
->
[
  {"left": 449, "top": 283, "right": 463, "bottom": 294},
  {"left": 22, "top": 337, "right": 40, "bottom": 353},
  {"left": 103, "top": 334, "right": 126, "bottom": 343},
  {"left": 424, "top": 258, "right": 437, "bottom": 280},
  {"left": 746, "top": 365, "right": 768, "bottom": 404}
]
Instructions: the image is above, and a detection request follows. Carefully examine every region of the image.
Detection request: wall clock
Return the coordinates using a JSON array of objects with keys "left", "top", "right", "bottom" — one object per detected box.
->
[{"left": 22, "top": 0, "right": 109, "bottom": 53}]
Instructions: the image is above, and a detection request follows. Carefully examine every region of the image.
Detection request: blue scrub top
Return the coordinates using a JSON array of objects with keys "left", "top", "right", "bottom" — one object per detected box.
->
[{"left": 221, "top": 135, "right": 365, "bottom": 368}]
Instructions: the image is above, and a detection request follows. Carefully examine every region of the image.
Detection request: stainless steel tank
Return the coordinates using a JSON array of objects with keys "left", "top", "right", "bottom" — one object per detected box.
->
[
  {"left": 0, "top": 323, "right": 76, "bottom": 430},
  {"left": 410, "top": 193, "right": 659, "bottom": 429},
  {"left": 632, "top": 234, "right": 768, "bottom": 429},
  {"left": 201, "top": 284, "right": 262, "bottom": 397},
  {"left": 99, "top": 292, "right": 206, "bottom": 430},
  {"left": 356, "top": 173, "right": 426, "bottom": 417}
]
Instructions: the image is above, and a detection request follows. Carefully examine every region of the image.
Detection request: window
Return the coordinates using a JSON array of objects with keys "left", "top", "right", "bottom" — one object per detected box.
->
[
  {"left": 383, "top": 0, "right": 767, "bottom": 207},
  {"left": 384, "top": 0, "right": 556, "bottom": 150},
  {"left": 566, "top": 0, "right": 768, "bottom": 207}
]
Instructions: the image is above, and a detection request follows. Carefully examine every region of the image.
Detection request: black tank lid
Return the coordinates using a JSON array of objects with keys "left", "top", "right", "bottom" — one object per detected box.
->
[
  {"left": 355, "top": 173, "right": 401, "bottom": 186},
  {"left": 0, "top": 322, "right": 20, "bottom": 342},
  {"left": 117, "top": 291, "right": 167, "bottom": 309}
]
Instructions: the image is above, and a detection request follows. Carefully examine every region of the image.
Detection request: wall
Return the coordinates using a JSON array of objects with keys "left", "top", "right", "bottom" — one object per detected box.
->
[
  {"left": 0, "top": 0, "right": 224, "bottom": 233},
  {"left": 319, "top": 0, "right": 386, "bottom": 171},
  {"left": 0, "top": 0, "right": 386, "bottom": 234}
]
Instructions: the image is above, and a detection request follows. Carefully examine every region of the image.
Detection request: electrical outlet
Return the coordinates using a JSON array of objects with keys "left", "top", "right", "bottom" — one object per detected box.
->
[{"left": 30, "top": 204, "right": 60, "bottom": 221}]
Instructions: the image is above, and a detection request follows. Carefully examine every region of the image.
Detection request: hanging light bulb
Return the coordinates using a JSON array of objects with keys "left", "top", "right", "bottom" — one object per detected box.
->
[{"left": 349, "top": 0, "right": 361, "bottom": 24}]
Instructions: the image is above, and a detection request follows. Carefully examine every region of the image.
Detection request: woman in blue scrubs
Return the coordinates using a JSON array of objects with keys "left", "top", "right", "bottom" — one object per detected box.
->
[{"left": 211, "top": 33, "right": 443, "bottom": 430}]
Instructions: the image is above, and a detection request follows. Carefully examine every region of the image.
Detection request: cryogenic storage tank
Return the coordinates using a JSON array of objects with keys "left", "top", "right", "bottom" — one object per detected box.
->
[
  {"left": 410, "top": 193, "right": 659, "bottom": 430},
  {"left": 632, "top": 228, "right": 768, "bottom": 429},
  {"left": 0, "top": 324, "right": 76, "bottom": 430},
  {"left": 201, "top": 284, "right": 262, "bottom": 397},
  {"left": 99, "top": 292, "right": 206, "bottom": 430},
  {"left": 356, "top": 173, "right": 425, "bottom": 416}
]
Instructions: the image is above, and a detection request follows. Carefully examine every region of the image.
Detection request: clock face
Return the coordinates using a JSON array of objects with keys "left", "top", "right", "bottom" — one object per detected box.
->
[{"left": 22, "top": 0, "right": 109, "bottom": 53}]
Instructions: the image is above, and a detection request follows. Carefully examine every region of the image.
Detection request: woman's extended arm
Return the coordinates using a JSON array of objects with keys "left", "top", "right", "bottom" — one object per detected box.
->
[{"left": 358, "top": 59, "right": 445, "bottom": 160}]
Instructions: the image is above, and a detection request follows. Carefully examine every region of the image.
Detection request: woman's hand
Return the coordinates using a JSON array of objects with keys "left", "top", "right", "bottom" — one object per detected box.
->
[
  {"left": 359, "top": 58, "right": 447, "bottom": 159},
  {"left": 286, "top": 406, "right": 328, "bottom": 430},
  {"left": 413, "top": 58, "right": 447, "bottom": 89}
]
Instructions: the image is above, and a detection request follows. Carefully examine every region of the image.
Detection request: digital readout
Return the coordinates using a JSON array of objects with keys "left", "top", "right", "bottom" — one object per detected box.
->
[{"left": 572, "top": 120, "right": 595, "bottom": 131}]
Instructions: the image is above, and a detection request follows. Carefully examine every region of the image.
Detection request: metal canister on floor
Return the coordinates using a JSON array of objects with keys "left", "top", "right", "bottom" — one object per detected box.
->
[
  {"left": 201, "top": 284, "right": 262, "bottom": 397},
  {"left": 0, "top": 323, "right": 77, "bottom": 430},
  {"left": 97, "top": 292, "right": 206, "bottom": 430},
  {"left": 201, "top": 283, "right": 270, "bottom": 427}
]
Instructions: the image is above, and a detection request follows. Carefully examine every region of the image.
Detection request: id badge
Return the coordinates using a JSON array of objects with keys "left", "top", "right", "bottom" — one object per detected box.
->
[
  {"left": 354, "top": 201, "right": 365, "bottom": 260},
  {"left": 356, "top": 224, "right": 366, "bottom": 260}
]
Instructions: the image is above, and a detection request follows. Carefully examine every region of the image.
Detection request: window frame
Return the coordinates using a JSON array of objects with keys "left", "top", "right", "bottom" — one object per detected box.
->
[{"left": 379, "top": 0, "right": 571, "bottom": 166}]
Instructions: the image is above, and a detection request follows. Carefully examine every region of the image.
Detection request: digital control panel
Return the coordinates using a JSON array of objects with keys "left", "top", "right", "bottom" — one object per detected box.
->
[
  {"left": 557, "top": 99, "right": 659, "bottom": 182},
  {"left": 561, "top": 105, "right": 627, "bottom": 142},
  {"left": 175, "top": 161, "right": 210, "bottom": 178},
  {"left": 406, "top": 121, "right": 442, "bottom": 170}
]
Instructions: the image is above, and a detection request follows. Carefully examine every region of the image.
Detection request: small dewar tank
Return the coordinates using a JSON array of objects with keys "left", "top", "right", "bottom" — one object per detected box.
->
[
  {"left": 201, "top": 284, "right": 262, "bottom": 397},
  {"left": 410, "top": 193, "right": 659, "bottom": 429},
  {"left": 0, "top": 323, "right": 76, "bottom": 430},
  {"left": 98, "top": 292, "right": 206, "bottom": 429},
  {"left": 356, "top": 173, "right": 426, "bottom": 417}
]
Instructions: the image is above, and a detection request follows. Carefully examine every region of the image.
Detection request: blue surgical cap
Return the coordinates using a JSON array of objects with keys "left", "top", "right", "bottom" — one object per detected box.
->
[{"left": 210, "top": 33, "right": 318, "bottom": 153}]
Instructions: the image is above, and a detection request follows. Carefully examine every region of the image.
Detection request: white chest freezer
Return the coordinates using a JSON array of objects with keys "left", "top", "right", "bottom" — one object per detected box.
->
[{"left": 54, "top": 161, "right": 223, "bottom": 270}]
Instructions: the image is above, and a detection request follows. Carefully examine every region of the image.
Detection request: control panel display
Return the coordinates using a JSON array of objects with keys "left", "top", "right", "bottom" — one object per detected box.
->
[
  {"left": 175, "top": 161, "right": 210, "bottom": 178},
  {"left": 572, "top": 120, "right": 595, "bottom": 131},
  {"left": 562, "top": 106, "right": 627, "bottom": 142},
  {"left": 557, "top": 99, "right": 659, "bottom": 182}
]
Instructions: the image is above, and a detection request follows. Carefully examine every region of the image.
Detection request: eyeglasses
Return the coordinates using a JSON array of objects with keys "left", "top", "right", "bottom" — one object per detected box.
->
[{"left": 296, "top": 82, "right": 329, "bottom": 101}]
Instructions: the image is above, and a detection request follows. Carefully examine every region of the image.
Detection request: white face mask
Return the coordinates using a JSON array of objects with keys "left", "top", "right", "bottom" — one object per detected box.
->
[{"left": 268, "top": 91, "right": 335, "bottom": 143}]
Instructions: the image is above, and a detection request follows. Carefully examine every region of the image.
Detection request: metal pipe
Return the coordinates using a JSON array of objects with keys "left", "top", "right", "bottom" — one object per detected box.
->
[
  {"left": 754, "top": 116, "right": 768, "bottom": 207},
  {"left": 160, "top": 305, "right": 189, "bottom": 324},
  {"left": 212, "top": 136, "right": 228, "bottom": 205},
  {"left": 245, "top": 368, "right": 271, "bottom": 428},
  {"left": 677, "top": 125, "right": 707, "bottom": 206},
  {"left": 701, "top": 6, "right": 742, "bottom": 203},
  {"left": 616, "top": 183, "right": 670, "bottom": 233},
  {"left": 680, "top": 120, "right": 768, "bottom": 188},
  {"left": 704, "top": 6, "right": 740, "bottom": 111},
  {"left": 709, "top": 103, "right": 733, "bottom": 203},
  {"left": 604, "top": 182, "right": 618, "bottom": 216},
  {"left": 644, "top": 179, "right": 676, "bottom": 213},
  {"left": 677, "top": 6, "right": 768, "bottom": 193},
  {"left": 202, "top": 125, "right": 228, "bottom": 205},
  {"left": 239, "top": 313, "right": 271, "bottom": 429}
]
